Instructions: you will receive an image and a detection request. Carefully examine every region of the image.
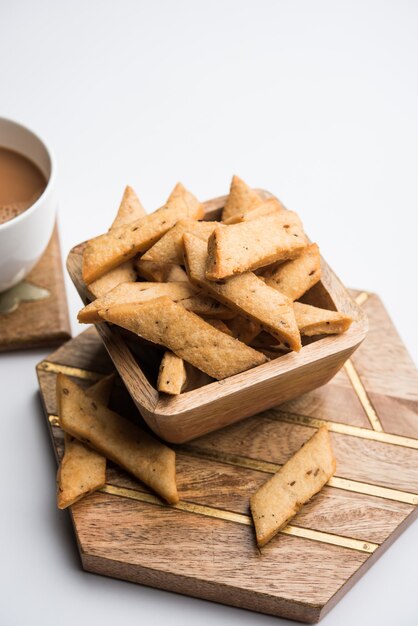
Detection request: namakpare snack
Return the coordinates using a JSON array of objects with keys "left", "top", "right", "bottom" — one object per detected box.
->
[
  {"left": 56, "top": 374, "right": 114, "bottom": 509},
  {"left": 57, "top": 374, "right": 179, "bottom": 504},
  {"left": 78, "top": 176, "right": 353, "bottom": 394},
  {"left": 250, "top": 425, "right": 336, "bottom": 547}
]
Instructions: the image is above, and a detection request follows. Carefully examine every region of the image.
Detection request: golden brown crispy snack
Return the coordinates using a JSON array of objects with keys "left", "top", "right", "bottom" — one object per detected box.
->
[
  {"left": 78, "top": 281, "right": 197, "bottom": 324},
  {"left": 263, "top": 243, "right": 321, "bottom": 301},
  {"left": 110, "top": 185, "right": 146, "bottom": 230},
  {"left": 57, "top": 436, "right": 106, "bottom": 510},
  {"left": 57, "top": 374, "right": 179, "bottom": 504},
  {"left": 206, "top": 212, "right": 307, "bottom": 280},
  {"left": 88, "top": 185, "right": 145, "bottom": 297},
  {"left": 57, "top": 374, "right": 114, "bottom": 509},
  {"left": 82, "top": 183, "right": 203, "bottom": 284},
  {"left": 294, "top": 302, "right": 352, "bottom": 336},
  {"left": 250, "top": 425, "right": 336, "bottom": 547},
  {"left": 179, "top": 294, "right": 236, "bottom": 320},
  {"left": 157, "top": 352, "right": 187, "bottom": 395},
  {"left": 141, "top": 219, "right": 217, "bottom": 265},
  {"left": 135, "top": 259, "right": 189, "bottom": 283},
  {"left": 222, "top": 175, "right": 264, "bottom": 221},
  {"left": 99, "top": 297, "right": 267, "bottom": 379},
  {"left": 79, "top": 281, "right": 233, "bottom": 324},
  {"left": 222, "top": 197, "right": 285, "bottom": 225},
  {"left": 184, "top": 234, "right": 302, "bottom": 351},
  {"left": 88, "top": 262, "right": 137, "bottom": 299},
  {"left": 166, "top": 181, "right": 199, "bottom": 209}
]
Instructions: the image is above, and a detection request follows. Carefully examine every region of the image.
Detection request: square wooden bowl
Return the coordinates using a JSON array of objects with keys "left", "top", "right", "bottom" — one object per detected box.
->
[{"left": 67, "top": 191, "right": 367, "bottom": 443}]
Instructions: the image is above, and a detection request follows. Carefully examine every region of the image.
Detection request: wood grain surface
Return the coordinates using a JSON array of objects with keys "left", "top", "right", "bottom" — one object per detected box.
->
[
  {"left": 0, "top": 225, "right": 71, "bottom": 351},
  {"left": 36, "top": 290, "right": 418, "bottom": 623},
  {"left": 66, "top": 192, "right": 368, "bottom": 442}
]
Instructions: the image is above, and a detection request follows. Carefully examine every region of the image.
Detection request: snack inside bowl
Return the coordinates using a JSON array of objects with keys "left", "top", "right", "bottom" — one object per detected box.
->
[{"left": 67, "top": 191, "right": 367, "bottom": 443}]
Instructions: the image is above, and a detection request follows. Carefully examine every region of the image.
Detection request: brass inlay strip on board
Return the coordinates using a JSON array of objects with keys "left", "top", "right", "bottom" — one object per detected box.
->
[
  {"left": 102, "top": 484, "right": 251, "bottom": 525},
  {"left": 328, "top": 477, "right": 418, "bottom": 506},
  {"left": 279, "top": 525, "right": 377, "bottom": 553},
  {"left": 178, "top": 445, "right": 281, "bottom": 474},
  {"left": 179, "top": 444, "right": 418, "bottom": 506},
  {"left": 351, "top": 291, "right": 383, "bottom": 429},
  {"left": 38, "top": 361, "right": 103, "bottom": 381},
  {"left": 271, "top": 410, "right": 418, "bottom": 450},
  {"left": 355, "top": 291, "right": 370, "bottom": 306},
  {"left": 101, "top": 484, "right": 378, "bottom": 554},
  {"left": 344, "top": 360, "right": 384, "bottom": 432}
]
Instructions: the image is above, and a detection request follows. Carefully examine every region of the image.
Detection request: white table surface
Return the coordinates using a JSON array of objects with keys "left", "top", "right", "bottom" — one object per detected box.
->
[{"left": 1, "top": 1, "right": 417, "bottom": 624}]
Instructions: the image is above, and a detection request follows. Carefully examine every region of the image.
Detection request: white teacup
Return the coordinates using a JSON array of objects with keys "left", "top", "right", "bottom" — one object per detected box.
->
[{"left": 0, "top": 117, "right": 57, "bottom": 292}]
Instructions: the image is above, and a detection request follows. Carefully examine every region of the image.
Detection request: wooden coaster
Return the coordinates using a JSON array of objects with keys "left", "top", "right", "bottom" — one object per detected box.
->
[
  {"left": 0, "top": 224, "right": 71, "bottom": 351},
  {"left": 36, "top": 290, "right": 418, "bottom": 623}
]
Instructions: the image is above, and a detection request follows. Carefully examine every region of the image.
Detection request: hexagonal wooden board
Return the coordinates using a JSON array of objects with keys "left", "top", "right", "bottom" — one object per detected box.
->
[{"left": 36, "top": 290, "right": 418, "bottom": 623}]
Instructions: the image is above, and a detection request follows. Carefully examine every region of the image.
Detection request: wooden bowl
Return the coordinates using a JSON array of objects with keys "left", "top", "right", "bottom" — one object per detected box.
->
[{"left": 67, "top": 192, "right": 368, "bottom": 443}]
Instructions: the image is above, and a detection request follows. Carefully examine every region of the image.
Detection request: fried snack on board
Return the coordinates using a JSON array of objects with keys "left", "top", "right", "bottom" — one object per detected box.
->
[
  {"left": 206, "top": 212, "right": 307, "bottom": 280},
  {"left": 141, "top": 219, "right": 217, "bottom": 265},
  {"left": 58, "top": 436, "right": 106, "bottom": 510},
  {"left": 88, "top": 186, "right": 146, "bottom": 298},
  {"left": 135, "top": 259, "right": 189, "bottom": 283},
  {"left": 250, "top": 425, "right": 336, "bottom": 547},
  {"left": 222, "top": 175, "right": 264, "bottom": 222},
  {"left": 82, "top": 183, "right": 203, "bottom": 284},
  {"left": 294, "top": 302, "right": 352, "bottom": 336},
  {"left": 184, "top": 234, "right": 301, "bottom": 351},
  {"left": 157, "top": 352, "right": 188, "bottom": 395},
  {"left": 57, "top": 374, "right": 114, "bottom": 509},
  {"left": 78, "top": 281, "right": 197, "bottom": 324},
  {"left": 263, "top": 243, "right": 321, "bottom": 301},
  {"left": 99, "top": 297, "right": 267, "bottom": 379},
  {"left": 57, "top": 374, "right": 179, "bottom": 504},
  {"left": 222, "top": 197, "right": 285, "bottom": 225}
]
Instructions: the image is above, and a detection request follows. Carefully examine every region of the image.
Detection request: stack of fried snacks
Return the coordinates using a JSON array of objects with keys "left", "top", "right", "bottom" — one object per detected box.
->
[
  {"left": 78, "top": 177, "right": 352, "bottom": 394},
  {"left": 57, "top": 373, "right": 114, "bottom": 509},
  {"left": 55, "top": 376, "right": 336, "bottom": 551},
  {"left": 56, "top": 373, "right": 179, "bottom": 508}
]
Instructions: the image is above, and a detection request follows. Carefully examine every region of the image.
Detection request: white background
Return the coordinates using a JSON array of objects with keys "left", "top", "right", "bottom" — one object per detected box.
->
[{"left": 1, "top": 1, "right": 417, "bottom": 624}]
